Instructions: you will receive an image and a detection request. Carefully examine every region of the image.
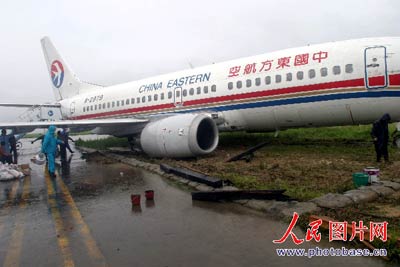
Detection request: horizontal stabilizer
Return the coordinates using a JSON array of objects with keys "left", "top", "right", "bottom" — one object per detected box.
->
[{"left": 0, "top": 103, "right": 61, "bottom": 108}]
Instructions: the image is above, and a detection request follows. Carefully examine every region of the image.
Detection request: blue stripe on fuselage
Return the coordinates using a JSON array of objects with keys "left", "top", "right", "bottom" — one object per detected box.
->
[{"left": 166, "top": 90, "right": 400, "bottom": 115}]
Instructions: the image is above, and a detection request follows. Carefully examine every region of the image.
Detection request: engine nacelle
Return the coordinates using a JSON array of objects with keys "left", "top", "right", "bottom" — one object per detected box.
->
[{"left": 140, "top": 114, "right": 219, "bottom": 158}]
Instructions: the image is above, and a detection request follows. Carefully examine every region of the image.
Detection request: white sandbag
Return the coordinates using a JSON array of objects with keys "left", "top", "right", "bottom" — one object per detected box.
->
[
  {"left": 0, "top": 170, "right": 15, "bottom": 181},
  {"left": 0, "top": 162, "right": 25, "bottom": 181}
]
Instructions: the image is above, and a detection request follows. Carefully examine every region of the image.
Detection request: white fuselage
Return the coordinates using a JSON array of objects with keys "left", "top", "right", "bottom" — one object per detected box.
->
[{"left": 60, "top": 37, "right": 400, "bottom": 134}]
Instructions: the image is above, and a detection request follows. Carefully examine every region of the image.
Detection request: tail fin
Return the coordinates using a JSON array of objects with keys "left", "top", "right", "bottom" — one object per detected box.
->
[{"left": 41, "top": 37, "right": 100, "bottom": 101}]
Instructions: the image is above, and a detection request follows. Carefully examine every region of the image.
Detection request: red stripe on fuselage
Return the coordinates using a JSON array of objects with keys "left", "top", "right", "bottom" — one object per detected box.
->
[{"left": 71, "top": 74, "right": 400, "bottom": 120}]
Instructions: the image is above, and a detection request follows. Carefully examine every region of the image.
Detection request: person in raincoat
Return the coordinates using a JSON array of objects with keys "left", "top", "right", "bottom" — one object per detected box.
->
[
  {"left": 371, "top": 113, "right": 391, "bottom": 163},
  {"left": 41, "top": 125, "right": 63, "bottom": 177}
]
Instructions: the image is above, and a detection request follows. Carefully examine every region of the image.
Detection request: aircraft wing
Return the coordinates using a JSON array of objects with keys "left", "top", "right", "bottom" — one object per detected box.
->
[
  {"left": 0, "top": 103, "right": 61, "bottom": 108},
  {"left": 0, "top": 118, "right": 149, "bottom": 134}
]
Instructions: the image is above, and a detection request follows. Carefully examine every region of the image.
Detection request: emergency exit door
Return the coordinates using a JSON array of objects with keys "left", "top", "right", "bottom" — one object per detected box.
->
[
  {"left": 174, "top": 87, "right": 183, "bottom": 107},
  {"left": 364, "top": 46, "right": 388, "bottom": 89}
]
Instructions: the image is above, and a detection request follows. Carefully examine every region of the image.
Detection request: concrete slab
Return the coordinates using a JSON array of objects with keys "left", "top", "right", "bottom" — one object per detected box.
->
[
  {"left": 178, "top": 178, "right": 190, "bottom": 184},
  {"left": 195, "top": 184, "right": 213, "bottom": 192},
  {"left": 344, "top": 189, "right": 378, "bottom": 204},
  {"left": 244, "top": 200, "right": 291, "bottom": 215},
  {"left": 222, "top": 186, "right": 239, "bottom": 191},
  {"left": 311, "top": 193, "right": 354, "bottom": 209},
  {"left": 188, "top": 181, "right": 200, "bottom": 188},
  {"left": 360, "top": 185, "right": 395, "bottom": 197},
  {"left": 280, "top": 202, "right": 321, "bottom": 218},
  {"left": 234, "top": 199, "right": 249, "bottom": 205},
  {"left": 380, "top": 181, "right": 400, "bottom": 191}
]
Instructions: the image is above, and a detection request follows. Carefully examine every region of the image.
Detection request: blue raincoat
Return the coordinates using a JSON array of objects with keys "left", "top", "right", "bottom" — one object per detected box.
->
[{"left": 41, "top": 125, "right": 63, "bottom": 174}]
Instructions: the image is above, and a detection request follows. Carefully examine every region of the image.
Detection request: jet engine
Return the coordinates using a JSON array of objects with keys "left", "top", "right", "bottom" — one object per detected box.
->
[{"left": 140, "top": 114, "right": 219, "bottom": 158}]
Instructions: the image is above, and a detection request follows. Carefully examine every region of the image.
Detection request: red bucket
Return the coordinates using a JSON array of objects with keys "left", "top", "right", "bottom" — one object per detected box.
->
[
  {"left": 131, "top": 194, "right": 141, "bottom": 205},
  {"left": 145, "top": 190, "right": 154, "bottom": 200}
]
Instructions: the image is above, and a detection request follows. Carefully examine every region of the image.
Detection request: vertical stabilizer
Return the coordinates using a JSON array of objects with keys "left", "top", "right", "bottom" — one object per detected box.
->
[{"left": 41, "top": 37, "right": 83, "bottom": 101}]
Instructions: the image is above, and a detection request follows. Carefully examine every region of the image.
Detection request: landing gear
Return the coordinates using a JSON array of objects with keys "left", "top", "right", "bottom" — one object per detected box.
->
[
  {"left": 127, "top": 136, "right": 142, "bottom": 153},
  {"left": 128, "top": 136, "right": 135, "bottom": 151}
]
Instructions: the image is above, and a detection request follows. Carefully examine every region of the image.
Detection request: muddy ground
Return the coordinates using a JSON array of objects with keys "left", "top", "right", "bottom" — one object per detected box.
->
[{"left": 161, "top": 142, "right": 400, "bottom": 201}]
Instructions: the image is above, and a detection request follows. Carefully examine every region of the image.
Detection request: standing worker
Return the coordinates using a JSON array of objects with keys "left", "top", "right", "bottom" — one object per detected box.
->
[
  {"left": 371, "top": 113, "right": 391, "bottom": 163},
  {"left": 63, "top": 128, "right": 75, "bottom": 154},
  {"left": 42, "top": 126, "right": 63, "bottom": 178},
  {"left": 0, "top": 129, "right": 11, "bottom": 156},
  {"left": 57, "top": 130, "right": 67, "bottom": 161},
  {"left": 9, "top": 133, "right": 18, "bottom": 164}
]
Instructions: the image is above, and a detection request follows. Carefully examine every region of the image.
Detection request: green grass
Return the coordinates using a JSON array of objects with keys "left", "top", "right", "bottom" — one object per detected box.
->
[
  {"left": 68, "top": 123, "right": 398, "bottom": 150},
  {"left": 219, "top": 124, "right": 398, "bottom": 146},
  {"left": 75, "top": 137, "right": 129, "bottom": 150}
]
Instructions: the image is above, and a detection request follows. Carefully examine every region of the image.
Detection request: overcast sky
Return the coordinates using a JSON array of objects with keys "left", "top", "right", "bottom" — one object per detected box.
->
[{"left": 0, "top": 0, "right": 399, "bottom": 120}]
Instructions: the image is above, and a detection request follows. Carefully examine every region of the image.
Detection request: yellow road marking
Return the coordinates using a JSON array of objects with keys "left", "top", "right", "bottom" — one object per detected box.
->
[
  {"left": 0, "top": 181, "right": 21, "bottom": 236},
  {"left": 3, "top": 176, "right": 31, "bottom": 267},
  {"left": 46, "top": 173, "right": 75, "bottom": 267},
  {"left": 56, "top": 175, "right": 108, "bottom": 267}
]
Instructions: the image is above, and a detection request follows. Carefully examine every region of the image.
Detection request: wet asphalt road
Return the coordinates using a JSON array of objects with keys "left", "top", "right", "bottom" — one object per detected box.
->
[{"left": 0, "top": 138, "right": 395, "bottom": 267}]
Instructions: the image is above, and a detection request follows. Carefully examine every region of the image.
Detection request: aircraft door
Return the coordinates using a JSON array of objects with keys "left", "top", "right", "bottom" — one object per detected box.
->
[
  {"left": 70, "top": 101, "right": 76, "bottom": 116},
  {"left": 174, "top": 87, "right": 183, "bottom": 107},
  {"left": 364, "top": 46, "right": 388, "bottom": 89}
]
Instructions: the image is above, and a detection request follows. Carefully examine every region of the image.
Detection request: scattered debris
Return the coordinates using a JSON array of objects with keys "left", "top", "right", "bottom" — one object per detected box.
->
[
  {"left": 160, "top": 164, "right": 223, "bottom": 188},
  {"left": 226, "top": 141, "right": 269, "bottom": 162}
]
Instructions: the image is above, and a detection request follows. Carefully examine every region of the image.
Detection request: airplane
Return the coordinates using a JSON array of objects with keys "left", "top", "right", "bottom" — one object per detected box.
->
[{"left": 0, "top": 36, "right": 399, "bottom": 158}]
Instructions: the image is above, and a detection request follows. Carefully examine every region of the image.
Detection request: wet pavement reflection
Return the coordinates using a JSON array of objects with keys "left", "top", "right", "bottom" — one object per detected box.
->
[{"left": 0, "top": 138, "right": 395, "bottom": 267}]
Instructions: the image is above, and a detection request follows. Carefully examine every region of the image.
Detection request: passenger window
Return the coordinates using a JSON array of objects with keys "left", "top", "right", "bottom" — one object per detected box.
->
[
  {"left": 345, "top": 64, "right": 353, "bottom": 73},
  {"left": 320, "top": 67, "right": 328, "bottom": 77},
  {"left": 176, "top": 90, "right": 180, "bottom": 97},
  {"left": 275, "top": 75, "right": 281, "bottom": 83},
  {"left": 265, "top": 76, "right": 271, "bottom": 85},
  {"left": 333, "top": 65, "right": 341, "bottom": 75},
  {"left": 142, "top": 96, "right": 146, "bottom": 103},
  {"left": 148, "top": 95, "right": 152, "bottom": 101},
  {"left": 102, "top": 103, "right": 106, "bottom": 109},
  {"left": 107, "top": 102, "right": 110, "bottom": 108},
  {"left": 183, "top": 89, "right": 187, "bottom": 97},
  {"left": 197, "top": 87, "right": 201, "bottom": 94},
  {"left": 112, "top": 102, "right": 115, "bottom": 108},
  {"left": 136, "top": 97, "right": 140, "bottom": 104},
  {"left": 255, "top": 78, "right": 261, "bottom": 86},
  {"left": 168, "top": 91, "right": 173, "bottom": 99},
  {"left": 91, "top": 106, "right": 93, "bottom": 111},
  {"left": 297, "top": 71, "right": 304, "bottom": 80},
  {"left": 160, "top": 93, "right": 165, "bottom": 100},
  {"left": 121, "top": 100, "right": 124, "bottom": 106},
  {"left": 204, "top": 86, "right": 209, "bottom": 93},
  {"left": 228, "top": 82, "right": 233, "bottom": 90},
  {"left": 95, "top": 105, "right": 97, "bottom": 110},
  {"left": 211, "top": 85, "right": 217, "bottom": 92},
  {"left": 236, "top": 81, "right": 242, "bottom": 89},
  {"left": 99, "top": 104, "right": 102, "bottom": 109},
  {"left": 83, "top": 107, "right": 85, "bottom": 112},
  {"left": 308, "top": 69, "right": 316, "bottom": 79},
  {"left": 154, "top": 94, "right": 158, "bottom": 101},
  {"left": 126, "top": 99, "right": 129, "bottom": 105},
  {"left": 246, "top": 79, "right": 252, "bottom": 87},
  {"left": 189, "top": 88, "right": 194, "bottom": 95},
  {"left": 286, "top": 73, "right": 292, "bottom": 81},
  {"left": 116, "top": 101, "right": 119, "bottom": 107},
  {"left": 131, "top": 98, "right": 135, "bottom": 104}
]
